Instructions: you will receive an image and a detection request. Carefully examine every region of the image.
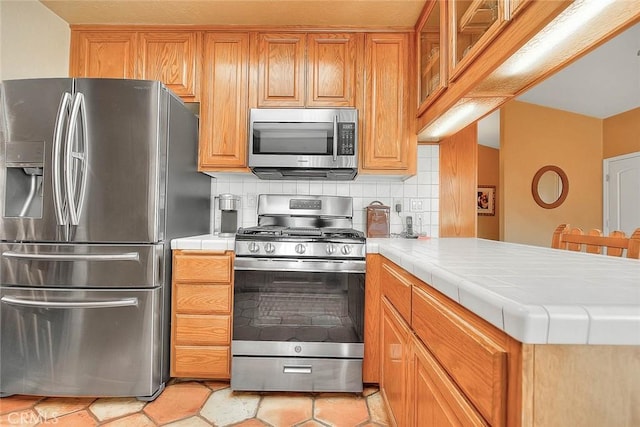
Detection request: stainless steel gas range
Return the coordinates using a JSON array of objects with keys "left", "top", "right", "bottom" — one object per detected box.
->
[{"left": 231, "top": 194, "right": 366, "bottom": 392}]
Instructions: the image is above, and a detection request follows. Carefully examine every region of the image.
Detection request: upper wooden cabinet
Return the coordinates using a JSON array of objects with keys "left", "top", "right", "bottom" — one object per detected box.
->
[
  {"left": 199, "top": 32, "right": 250, "bottom": 171},
  {"left": 70, "top": 28, "right": 199, "bottom": 100},
  {"left": 70, "top": 31, "right": 137, "bottom": 78},
  {"left": 306, "top": 33, "right": 359, "bottom": 107},
  {"left": 138, "top": 32, "right": 200, "bottom": 100},
  {"left": 361, "top": 33, "right": 416, "bottom": 174},
  {"left": 254, "top": 32, "right": 359, "bottom": 108}
]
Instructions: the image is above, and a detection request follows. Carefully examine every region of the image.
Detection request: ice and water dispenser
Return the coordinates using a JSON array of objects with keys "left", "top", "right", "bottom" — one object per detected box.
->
[
  {"left": 215, "top": 193, "right": 239, "bottom": 236},
  {"left": 4, "top": 141, "right": 45, "bottom": 218}
]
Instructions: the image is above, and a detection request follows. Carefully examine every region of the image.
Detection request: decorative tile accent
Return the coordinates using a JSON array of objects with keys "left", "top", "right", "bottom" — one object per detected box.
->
[
  {"left": 200, "top": 388, "right": 260, "bottom": 426},
  {"left": 314, "top": 395, "right": 369, "bottom": 426},
  {"left": 89, "top": 398, "right": 146, "bottom": 421},
  {"left": 101, "top": 412, "right": 157, "bottom": 427},
  {"left": 366, "top": 391, "right": 390, "bottom": 425},
  {"left": 164, "top": 415, "right": 213, "bottom": 426},
  {"left": 44, "top": 409, "right": 97, "bottom": 426}
]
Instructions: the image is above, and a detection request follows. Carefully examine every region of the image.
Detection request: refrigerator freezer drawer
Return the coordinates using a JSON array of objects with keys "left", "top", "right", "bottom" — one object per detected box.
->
[
  {"left": 0, "top": 243, "right": 164, "bottom": 288},
  {"left": 0, "top": 287, "right": 164, "bottom": 398}
]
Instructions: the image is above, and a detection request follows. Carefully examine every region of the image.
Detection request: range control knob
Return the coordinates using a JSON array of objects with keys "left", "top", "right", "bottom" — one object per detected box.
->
[
  {"left": 325, "top": 243, "right": 336, "bottom": 255},
  {"left": 295, "top": 243, "right": 307, "bottom": 254},
  {"left": 264, "top": 243, "right": 276, "bottom": 254},
  {"left": 248, "top": 242, "right": 260, "bottom": 253},
  {"left": 341, "top": 245, "right": 352, "bottom": 255}
]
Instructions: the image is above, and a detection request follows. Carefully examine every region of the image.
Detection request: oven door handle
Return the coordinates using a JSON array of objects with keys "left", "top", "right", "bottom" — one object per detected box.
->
[{"left": 1, "top": 296, "right": 138, "bottom": 309}]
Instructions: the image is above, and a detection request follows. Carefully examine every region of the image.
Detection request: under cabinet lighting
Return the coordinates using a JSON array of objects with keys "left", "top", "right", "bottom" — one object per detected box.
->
[
  {"left": 418, "top": 97, "right": 506, "bottom": 141},
  {"left": 502, "top": 0, "right": 616, "bottom": 76}
]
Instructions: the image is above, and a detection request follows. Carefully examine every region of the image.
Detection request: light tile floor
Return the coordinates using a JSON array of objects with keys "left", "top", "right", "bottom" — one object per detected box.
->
[{"left": 0, "top": 380, "right": 390, "bottom": 426}]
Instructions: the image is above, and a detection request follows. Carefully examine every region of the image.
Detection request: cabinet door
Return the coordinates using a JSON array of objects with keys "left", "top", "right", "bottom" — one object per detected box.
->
[
  {"left": 138, "top": 32, "right": 200, "bottom": 100},
  {"left": 256, "top": 33, "right": 306, "bottom": 107},
  {"left": 410, "top": 336, "right": 489, "bottom": 426},
  {"left": 380, "top": 297, "right": 410, "bottom": 427},
  {"left": 362, "top": 33, "right": 415, "bottom": 173},
  {"left": 199, "top": 33, "right": 249, "bottom": 170},
  {"left": 70, "top": 31, "right": 137, "bottom": 78},
  {"left": 306, "top": 33, "right": 358, "bottom": 107}
]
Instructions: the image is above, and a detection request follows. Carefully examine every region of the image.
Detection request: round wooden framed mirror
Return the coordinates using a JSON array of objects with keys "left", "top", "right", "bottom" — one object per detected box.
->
[{"left": 531, "top": 165, "right": 568, "bottom": 209}]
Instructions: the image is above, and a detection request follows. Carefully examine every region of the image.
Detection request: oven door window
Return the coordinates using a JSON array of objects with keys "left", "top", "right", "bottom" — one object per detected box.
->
[
  {"left": 234, "top": 270, "right": 364, "bottom": 343},
  {"left": 252, "top": 122, "right": 333, "bottom": 155}
]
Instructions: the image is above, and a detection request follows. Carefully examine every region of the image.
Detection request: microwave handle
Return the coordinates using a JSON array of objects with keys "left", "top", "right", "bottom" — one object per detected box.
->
[{"left": 332, "top": 115, "right": 338, "bottom": 162}]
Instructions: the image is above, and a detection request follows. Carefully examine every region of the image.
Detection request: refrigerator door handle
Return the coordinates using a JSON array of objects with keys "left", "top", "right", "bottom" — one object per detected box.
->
[
  {"left": 2, "top": 251, "right": 140, "bottom": 262},
  {"left": 65, "top": 92, "right": 89, "bottom": 226},
  {"left": 53, "top": 92, "right": 72, "bottom": 226},
  {"left": 1, "top": 296, "right": 138, "bottom": 309}
]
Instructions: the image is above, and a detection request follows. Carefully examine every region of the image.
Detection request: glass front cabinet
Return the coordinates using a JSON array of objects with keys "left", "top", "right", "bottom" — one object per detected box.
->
[{"left": 417, "top": 0, "right": 447, "bottom": 113}]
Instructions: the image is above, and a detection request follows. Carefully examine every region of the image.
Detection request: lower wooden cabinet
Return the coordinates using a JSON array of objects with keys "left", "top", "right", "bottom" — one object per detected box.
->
[
  {"left": 380, "top": 297, "right": 411, "bottom": 427},
  {"left": 171, "top": 250, "right": 233, "bottom": 379},
  {"left": 409, "top": 335, "right": 488, "bottom": 426}
]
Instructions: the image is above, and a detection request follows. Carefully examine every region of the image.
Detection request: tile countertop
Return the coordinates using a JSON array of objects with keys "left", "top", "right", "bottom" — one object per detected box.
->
[
  {"left": 367, "top": 237, "right": 640, "bottom": 346},
  {"left": 172, "top": 235, "right": 640, "bottom": 346}
]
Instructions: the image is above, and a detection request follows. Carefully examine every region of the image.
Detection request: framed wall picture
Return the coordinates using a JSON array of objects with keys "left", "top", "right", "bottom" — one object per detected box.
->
[{"left": 477, "top": 185, "right": 496, "bottom": 216}]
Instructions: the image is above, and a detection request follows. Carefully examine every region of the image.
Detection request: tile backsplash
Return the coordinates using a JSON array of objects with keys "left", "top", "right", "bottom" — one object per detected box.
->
[{"left": 210, "top": 145, "right": 439, "bottom": 237}]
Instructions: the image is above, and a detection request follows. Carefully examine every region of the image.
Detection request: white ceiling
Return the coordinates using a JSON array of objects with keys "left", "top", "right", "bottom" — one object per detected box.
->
[{"left": 479, "top": 22, "right": 640, "bottom": 149}]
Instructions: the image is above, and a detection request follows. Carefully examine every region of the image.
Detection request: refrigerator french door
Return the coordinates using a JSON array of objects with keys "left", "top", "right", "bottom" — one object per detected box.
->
[{"left": 0, "top": 78, "right": 210, "bottom": 399}]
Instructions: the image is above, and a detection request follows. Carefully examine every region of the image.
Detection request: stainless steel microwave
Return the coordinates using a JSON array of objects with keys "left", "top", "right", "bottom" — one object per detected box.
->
[{"left": 248, "top": 108, "right": 358, "bottom": 180}]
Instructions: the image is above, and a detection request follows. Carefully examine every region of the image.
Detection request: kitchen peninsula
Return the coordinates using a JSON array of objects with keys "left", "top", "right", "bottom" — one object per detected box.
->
[{"left": 173, "top": 235, "right": 640, "bottom": 426}]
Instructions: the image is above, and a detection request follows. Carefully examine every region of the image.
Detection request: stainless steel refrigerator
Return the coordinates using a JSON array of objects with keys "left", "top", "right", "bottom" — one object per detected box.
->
[{"left": 0, "top": 78, "right": 210, "bottom": 400}]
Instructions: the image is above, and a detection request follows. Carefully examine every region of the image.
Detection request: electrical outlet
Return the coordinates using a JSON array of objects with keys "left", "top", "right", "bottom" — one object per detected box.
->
[
  {"left": 393, "top": 198, "right": 402, "bottom": 213},
  {"left": 246, "top": 193, "right": 256, "bottom": 208},
  {"left": 410, "top": 199, "right": 423, "bottom": 212}
]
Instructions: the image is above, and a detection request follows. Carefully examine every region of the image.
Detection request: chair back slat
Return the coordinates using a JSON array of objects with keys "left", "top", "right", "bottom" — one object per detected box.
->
[{"left": 551, "top": 223, "right": 640, "bottom": 260}]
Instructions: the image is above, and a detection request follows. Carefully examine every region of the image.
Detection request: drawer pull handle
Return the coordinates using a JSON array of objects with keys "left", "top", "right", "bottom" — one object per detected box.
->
[{"left": 283, "top": 365, "right": 312, "bottom": 374}]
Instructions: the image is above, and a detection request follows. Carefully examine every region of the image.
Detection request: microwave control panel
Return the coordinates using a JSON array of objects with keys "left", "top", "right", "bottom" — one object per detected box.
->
[{"left": 337, "top": 123, "right": 356, "bottom": 155}]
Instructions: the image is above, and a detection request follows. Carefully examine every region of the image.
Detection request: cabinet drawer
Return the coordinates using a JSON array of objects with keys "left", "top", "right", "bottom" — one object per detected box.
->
[
  {"left": 175, "top": 314, "right": 230, "bottom": 345},
  {"left": 380, "top": 259, "right": 412, "bottom": 323},
  {"left": 173, "top": 252, "right": 232, "bottom": 283},
  {"left": 172, "top": 346, "right": 230, "bottom": 378},
  {"left": 411, "top": 335, "right": 488, "bottom": 426},
  {"left": 175, "top": 284, "right": 231, "bottom": 314},
  {"left": 412, "top": 284, "right": 507, "bottom": 427}
]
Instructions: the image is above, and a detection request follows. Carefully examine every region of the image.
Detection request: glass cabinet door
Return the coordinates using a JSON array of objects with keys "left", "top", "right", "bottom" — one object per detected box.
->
[
  {"left": 417, "top": 0, "right": 447, "bottom": 111},
  {"left": 450, "top": 0, "right": 509, "bottom": 80}
]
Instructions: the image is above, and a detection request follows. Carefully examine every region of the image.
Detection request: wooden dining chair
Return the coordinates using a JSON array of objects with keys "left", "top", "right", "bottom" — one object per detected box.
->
[{"left": 551, "top": 224, "right": 640, "bottom": 259}]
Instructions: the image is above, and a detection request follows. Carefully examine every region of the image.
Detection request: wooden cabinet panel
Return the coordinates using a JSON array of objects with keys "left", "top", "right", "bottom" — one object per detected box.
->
[
  {"left": 362, "top": 33, "right": 415, "bottom": 173},
  {"left": 412, "top": 284, "right": 507, "bottom": 427},
  {"left": 439, "top": 123, "right": 478, "bottom": 237},
  {"left": 380, "top": 297, "right": 410, "bottom": 427},
  {"left": 173, "top": 346, "right": 230, "bottom": 378},
  {"left": 363, "top": 254, "right": 382, "bottom": 383},
  {"left": 256, "top": 33, "right": 305, "bottom": 107},
  {"left": 173, "top": 251, "right": 232, "bottom": 283},
  {"left": 175, "top": 314, "right": 231, "bottom": 345},
  {"left": 410, "top": 335, "right": 488, "bottom": 426},
  {"left": 306, "top": 33, "right": 358, "bottom": 107},
  {"left": 70, "top": 31, "right": 137, "bottom": 78},
  {"left": 199, "top": 33, "right": 249, "bottom": 170},
  {"left": 380, "top": 258, "right": 413, "bottom": 324},
  {"left": 175, "top": 284, "right": 231, "bottom": 314},
  {"left": 138, "top": 32, "right": 199, "bottom": 100}
]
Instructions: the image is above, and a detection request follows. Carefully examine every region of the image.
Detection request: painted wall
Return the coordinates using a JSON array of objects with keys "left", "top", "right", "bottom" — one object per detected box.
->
[
  {"left": 477, "top": 144, "right": 499, "bottom": 240},
  {"left": 501, "top": 101, "right": 602, "bottom": 247},
  {"left": 0, "top": 0, "right": 70, "bottom": 80},
  {"left": 603, "top": 107, "right": 640, "bottom": 159}
]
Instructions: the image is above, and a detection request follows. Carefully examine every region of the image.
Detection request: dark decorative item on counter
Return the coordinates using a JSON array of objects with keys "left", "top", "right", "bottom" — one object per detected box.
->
[{"left": 366, "top": 201, "right": 390, "bottom": 237}]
